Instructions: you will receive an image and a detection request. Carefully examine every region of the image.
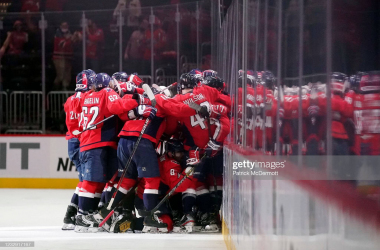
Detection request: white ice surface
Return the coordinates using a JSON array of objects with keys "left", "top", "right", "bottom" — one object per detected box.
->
[{"left": 0, "top": 189, "right": 226, "bottom": 250}]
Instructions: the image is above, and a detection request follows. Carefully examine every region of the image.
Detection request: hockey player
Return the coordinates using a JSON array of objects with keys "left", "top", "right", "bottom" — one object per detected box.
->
[
  {"left": 71, "top": 73, "right": 141, "bottom": 232},
  {"left": 329, "top": 72, "right": 353, "bottom": 179},
  {"left": 196, "top": 76, "right": 230, "bottom": 232},
  {"left": 159, "top": 139, "right": 198, "bottom": 233},
  {"left": 236, "top": 70, "right": 255, "bottom": 147},
  {"left": 170, "top": 74, "right": 230, "bottom": 232},
  {"left": 62, "top": 70, "right": 94, "bottom": 230},
  {"left": 346, "top": 71, "right": 380, "bottom": 187},
  {"left": 135, "top": 138, "right": 197, "bottom": 233},
  {"left": 303, "top": 82, "right": 327, "bottom": 157},
  {"left": 280, "top": 85, "right": 308, "bottom": 155},
  {"left": 253, "top": 71, "right": 277, "bottom": 153}
]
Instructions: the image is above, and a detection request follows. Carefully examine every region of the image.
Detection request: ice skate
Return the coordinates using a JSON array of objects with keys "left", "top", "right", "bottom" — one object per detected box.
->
[
  {"left": 173, "top": 213, "right": 195, "bottom": 233},
  {"left": 142, "top": 214, "right": 168, "bottom": 233},
  {"left": 62, "top": 205, "right": 77, "bottom": 230},
  {"left": 198, "top": 212, "right": 220, "bottom": 233},
  {"left": 74, "top": 213, "right": 109, "bottom": 233}
]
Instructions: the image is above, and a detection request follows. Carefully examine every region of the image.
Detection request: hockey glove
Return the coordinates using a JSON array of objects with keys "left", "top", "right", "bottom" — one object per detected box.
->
[
  {"left": 205, "top": 139, "right": 222, "bottom": 157},
  {"left": 186, "top": 147, "right": 201, "bottom": 165},
  {"left": 119, "top": 82, "right": 137, "bottom": 94},
  {"left": 132, "top": 93, "right": 151, "bottom": 106},
  {"left": 197, "top": 105, "right": 210, "bottom": 118},
  {"left": 184, "top": 166, "right": 194, "bottom": 176},
  {"left": 134, "top": 105, "right": 157, "bottom": 120}
]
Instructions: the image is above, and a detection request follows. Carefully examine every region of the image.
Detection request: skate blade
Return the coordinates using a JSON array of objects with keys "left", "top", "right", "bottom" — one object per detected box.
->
[
  {"left": 74, "top": 225, "right": 99, "bottom": 233},
  {"left": 173, "top": 225, "right": 193, "bottom": 234},
  {"left": 142, "top": 226, "right": 158, "bottom": 233},
  {"left": 200, "top": 224, "right": 220, "bottom": 233},
  {"left": 62, "top": 223, "right": 75, "bottom": 230},
  {"left": 142, "top": 226, "right": 168, "bottom": 234},
  {"left": 193, "top": 226, "right": 202, "bottom": 232},
  {"left": 115, "top": 229, "right": 134, "bottom": 234},
  {"left": 97, "top": 227, "right": 109, "bottom": 233}
]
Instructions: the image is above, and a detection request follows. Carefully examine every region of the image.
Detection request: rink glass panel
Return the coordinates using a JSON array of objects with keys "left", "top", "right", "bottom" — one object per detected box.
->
[{"left": 217, "top": 0, "right": 380, "bottom": 250}]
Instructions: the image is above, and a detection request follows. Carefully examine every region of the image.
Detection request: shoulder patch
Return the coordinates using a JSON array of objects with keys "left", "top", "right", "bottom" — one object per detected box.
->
[{"left": 159, "top": 155, "right": 166, "bottom": 162}]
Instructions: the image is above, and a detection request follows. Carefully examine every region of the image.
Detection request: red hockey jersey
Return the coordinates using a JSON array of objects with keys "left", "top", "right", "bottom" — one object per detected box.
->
[
  {"left": 71, "top": 88, "right": 138, "bottom": 152},
  {"left": 64, "top": 94, "right": 81, "bottom": 140},
  {"left": 347, "top": 90, "right": 380, "bottom": 155},
  {"left": 173, "top": 85, "right": 223, "bottom": 149},
  {"left": 118, "top": 94, "right": 197, "bottom": 145}
]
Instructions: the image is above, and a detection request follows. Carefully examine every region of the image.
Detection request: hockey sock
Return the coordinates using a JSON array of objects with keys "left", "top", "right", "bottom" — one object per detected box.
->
[
  {"left": 209, "top": 176, "right": 223, "bottom": 210},
  {"left": 143, "top": 177, "right": 160, "bottom": 210},
  {"left": 78, "top": 181, "right": 100, "bottom": 214},
  {"left": 69, "top": 183, "right": 81, "bottom": 209},
  {"left": 196, "top": 188, "right": 212, "bottom": 213},
  {"left": 94, "top": 183, "right": 105, "bottom": 211},
  {"left": 182, "top": 189, "right": 196, "bottom": 214},
  {"left": 122, "top": 191, "right": 135, "bottom": 211}
]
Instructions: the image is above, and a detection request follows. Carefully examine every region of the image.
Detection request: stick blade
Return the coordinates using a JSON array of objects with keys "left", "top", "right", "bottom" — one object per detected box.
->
[
  {"left": 72, "top": 130, "right": 80, "bottom": 136},
  {"left": 142, "top": 84, "right": 157, "bottom": 107}
]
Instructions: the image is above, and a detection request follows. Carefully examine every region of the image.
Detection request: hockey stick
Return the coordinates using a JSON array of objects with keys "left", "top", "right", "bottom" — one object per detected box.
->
[
  {"left": 159, "top": 82, "right": 177, "bottom": 93},
  {"left": 142, "top": 83, "right": 156, "bottom": 107},
  {"left": 99, "top": 117, "right": 151, "bottom": 228},
  {"left": 107, "top": 117, "right": 150, "bottom": 210},
  {"left": 188, "top": 102, "right": 220, "bottom": 210},
  {"left": 72, "top": 115, "right": 115, "bottom": 136},
  {"left": 139, "top": 154, "right": 207, "bottom": 217},
  {"left": 98, "top": 183, "right": 138, "bottom": 228},
  {"left": 190, "top": 102, "right": 220, "bottom": 209},
  {"left": 106, "top": 83, "right": 156, "bottom": 209}
]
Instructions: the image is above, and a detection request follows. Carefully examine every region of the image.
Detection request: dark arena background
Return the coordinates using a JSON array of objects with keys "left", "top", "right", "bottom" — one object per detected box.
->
[{"left": 0, "top": 0, "right": 379, "bottom": 249}]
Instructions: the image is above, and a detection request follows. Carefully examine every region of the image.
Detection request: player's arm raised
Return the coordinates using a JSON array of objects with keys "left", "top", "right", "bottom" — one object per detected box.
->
[
  {"left": 156, "top": 94, "right": 197, "bottom": 118},
  {"left": 106, "top": 90, "right": 139, "bottom": 116}
]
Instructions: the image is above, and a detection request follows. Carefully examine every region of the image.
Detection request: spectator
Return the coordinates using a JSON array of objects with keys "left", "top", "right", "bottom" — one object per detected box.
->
[
  {"left": 114, "top": 0, "right": 141, "bottom": 28},
  {"left": 78, "top": 19, "right": 104, "bottom": 72},
  {"left": 0, "top": 20, "right": 28, "bottom": 65},
  {"left": 52, "top": 21, "right": 78, "bottom": 90},
  {"left": 124, "top": 18, "right": 148, "bottom": 74}
]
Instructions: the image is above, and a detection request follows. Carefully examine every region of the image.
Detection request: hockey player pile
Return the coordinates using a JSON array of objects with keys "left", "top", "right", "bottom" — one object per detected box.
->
[
  {"left": 63, "top": 69, "right": 230, "bottom": 234},
  {"left": 62, "top": 68, "right": 380, "bottom": 234}
]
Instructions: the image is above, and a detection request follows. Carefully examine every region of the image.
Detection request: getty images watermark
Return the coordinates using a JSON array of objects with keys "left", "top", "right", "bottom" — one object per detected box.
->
[{"left": 232, "top": 160, "right": 286, "bottom": 176}]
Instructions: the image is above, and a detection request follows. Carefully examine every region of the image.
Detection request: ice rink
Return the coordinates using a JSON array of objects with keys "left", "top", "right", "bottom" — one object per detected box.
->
[{"left": 0, "top": 189, "right": 226, "bottom": 250}]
